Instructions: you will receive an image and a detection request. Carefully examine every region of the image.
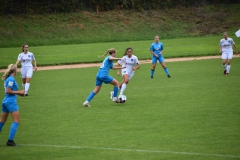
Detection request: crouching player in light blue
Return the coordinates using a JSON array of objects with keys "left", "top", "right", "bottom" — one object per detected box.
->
[
  {"left": 83, "top": 48, "right": 125, "bottom": 107},
  {"left": 150, "top": 35, "right": 171, "bottom": 78},
  {"left": 0, "top": 64, "right": 25, "bottom": 146}
]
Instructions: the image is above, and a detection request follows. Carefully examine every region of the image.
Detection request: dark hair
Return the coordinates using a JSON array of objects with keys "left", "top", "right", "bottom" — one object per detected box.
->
[
  {"left": 123, "top": 47, "right": 133, "bottom": 56},
  {"left": 22, "top": 43, "right": 28, "bottom": 52}
]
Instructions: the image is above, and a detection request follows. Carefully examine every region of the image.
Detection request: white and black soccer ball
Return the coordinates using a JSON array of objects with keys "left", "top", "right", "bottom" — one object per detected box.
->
[{"left": 118, "top": 95, "right": 127, "bottom": 103}]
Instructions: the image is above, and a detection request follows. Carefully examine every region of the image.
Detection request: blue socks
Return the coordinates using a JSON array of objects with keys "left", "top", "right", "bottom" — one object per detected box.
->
[
  {"left": 87, "top": 91, "right": 96, "bottom": 102},
  {"left": 113, "top": 86, "right": 118, "bottom": 97},
  {"left": 0, "top": 122, "right": 4, "bottom": 132},
  {"left": 151, "top": 69, "right": 155, "bottom": 77},
  {"left": 8, "top": 122, "right": 19, "bottom": 140},
  {"left": 164, "top": 67, "right": 169, "bottom": 75}
]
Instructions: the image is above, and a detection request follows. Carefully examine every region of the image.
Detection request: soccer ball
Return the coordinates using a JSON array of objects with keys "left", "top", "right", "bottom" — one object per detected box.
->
[{"left": 118, "top": 95, "right": 127, "bottom": 103}]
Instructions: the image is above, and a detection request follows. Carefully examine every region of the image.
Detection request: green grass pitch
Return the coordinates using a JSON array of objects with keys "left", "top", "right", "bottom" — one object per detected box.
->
[
  {"left": 1, "top": 35, "right": 240, "bottom": 69},
  {"left": 0, "top": 58, "right": 240, "bottom": 160}
]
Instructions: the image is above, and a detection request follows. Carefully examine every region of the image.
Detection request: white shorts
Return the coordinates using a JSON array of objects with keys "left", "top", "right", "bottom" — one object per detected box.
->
[
  {"left": 222, "top": 52, "right": 233, "bottom": 60},
  {"left": 21, "top": 66, "right": 33, "bottom": 78},
  {"left": 122, "top": 69, "right": 134, "bottom": 80}
]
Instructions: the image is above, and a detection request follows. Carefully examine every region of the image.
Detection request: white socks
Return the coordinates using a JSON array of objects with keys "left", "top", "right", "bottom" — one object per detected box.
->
[
  {"left": 120, "top": 83, "right": 127, "bottom": 95},
  {"left": 222, "top": 64, "right": 227, "bottom": 70},
  {"left": 22, "top": 83, "right": 25, "bottom": 90},
  {"left": 226, "top": 65, "right": 231, "bottom": 73},
  {"left": 25, "top": 83, "right": 30, "bottom": 94}
]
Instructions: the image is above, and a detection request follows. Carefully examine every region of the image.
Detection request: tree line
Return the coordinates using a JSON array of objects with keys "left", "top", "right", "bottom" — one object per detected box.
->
[{"left": 0, "top": 0, "right": 238, "bottom": 15}]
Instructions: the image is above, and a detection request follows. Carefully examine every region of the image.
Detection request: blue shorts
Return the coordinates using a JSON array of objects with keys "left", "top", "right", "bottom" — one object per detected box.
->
[
  {"left": 2, "top": 101, "right": 19, "bottom": 113},
  {"left": 152, "top": 55, "right": 164, "bottom": 64},
  {"left": 96, "top": 73, "right": 113, "bottom": 86}
]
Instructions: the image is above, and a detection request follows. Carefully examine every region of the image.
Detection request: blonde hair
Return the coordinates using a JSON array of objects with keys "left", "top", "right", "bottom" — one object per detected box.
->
[
  {"left": 98, "top": 48, "right": 116, "bottom": 58},
  {"left": 2, "top": 64, "right": 17, "bottom": 80}
]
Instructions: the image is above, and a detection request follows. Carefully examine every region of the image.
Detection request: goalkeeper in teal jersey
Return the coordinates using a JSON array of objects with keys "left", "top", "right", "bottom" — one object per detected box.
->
[
  {"left": 150, "top": 35, "right": 171, "bottom": 78},
  {"left": 83, "top": 48, "right": 125, "bottom": 107}
]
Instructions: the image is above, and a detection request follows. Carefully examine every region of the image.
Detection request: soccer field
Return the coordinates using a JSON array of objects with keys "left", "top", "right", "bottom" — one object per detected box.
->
[
  {"left": 1, "top": 35, "right": 240, "bottom": 69},
  {"left": 0, "top": 58, "right": 240, "bottom": 160}
]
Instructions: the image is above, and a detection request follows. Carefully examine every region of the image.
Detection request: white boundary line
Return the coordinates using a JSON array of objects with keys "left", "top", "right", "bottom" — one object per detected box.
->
[{"left": 20, "top": 144, "right": 240, "bottom": 158}]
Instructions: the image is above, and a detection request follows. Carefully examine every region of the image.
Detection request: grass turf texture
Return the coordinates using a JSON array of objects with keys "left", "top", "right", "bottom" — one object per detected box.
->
[
  {"left": 1, "top": 4, "right": 240, "bottom": 48},
  {"left": 0, "top": 35, "right": 240, "bottom": 69},
  {"left": 0, "top": 58, "right": 240, "bottom": 160}
]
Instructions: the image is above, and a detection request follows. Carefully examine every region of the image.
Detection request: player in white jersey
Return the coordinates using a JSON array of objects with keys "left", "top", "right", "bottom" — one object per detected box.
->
[
  {"left": 110, "top": 47, "right": 140, "bottom": 98},
  {"left": 219, "top": 32, "right": 238, "bottom": 75},
  {"left": 15, "top": 44, "right": 37, "bottom": 96}
]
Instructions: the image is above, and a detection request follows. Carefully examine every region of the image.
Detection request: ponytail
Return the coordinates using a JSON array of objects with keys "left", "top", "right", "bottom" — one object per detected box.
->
[
  {"left": 2, "top": 64, "right": 17, "bottom": 80},
  {"left": 98, "top": 48, "right": 116, "bottom": 58}
]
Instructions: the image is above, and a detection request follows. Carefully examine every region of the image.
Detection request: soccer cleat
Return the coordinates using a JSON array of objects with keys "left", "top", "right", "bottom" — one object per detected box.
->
[
  {"left": 25, "top": 91, "right": 28, "bottom": 96},
  {"left": 83, "top": 101, "right": 91, "bottom": 107},
  {"left": 110, "top": 91, "right": 114, "bottom": 99},
  {"left": 151, "top": 76, "right": 153, "bottom": 78},
  {"left": 224, "top": 70, "right": 227, "bottom": 75},
  {"left": 6, "top": 140, "right": 16, "bottom": 146},
  {"left": 167, "top": 74, "right": 171, "bottom": 78},
  {"left": 112, "top": 97, "right": 120, "bottom": 103}
]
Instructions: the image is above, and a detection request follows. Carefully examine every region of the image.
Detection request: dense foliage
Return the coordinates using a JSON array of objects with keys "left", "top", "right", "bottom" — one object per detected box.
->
[{"left": 0, "top": 0, "right": 238, "bottom": 15}]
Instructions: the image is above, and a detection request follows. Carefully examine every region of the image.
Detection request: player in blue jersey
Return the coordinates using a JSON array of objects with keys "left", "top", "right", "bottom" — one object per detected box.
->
[
  {"left": 150, "top": 35, "right": 171, "bottom": 78},
  {"left": 83, "top": 48, "right": 125, "bottom": 107},
  {"left": 0, "top": 64, "right": 25, "bottom": 146}
]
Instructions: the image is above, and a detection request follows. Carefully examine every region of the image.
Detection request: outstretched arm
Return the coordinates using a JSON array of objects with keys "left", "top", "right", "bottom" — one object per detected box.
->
[
  {"left": 109, "top": 56, "right": 121, "bottom": 61},
  {"left": 15, "top": 60, "right": 20, "bottom": 67}
]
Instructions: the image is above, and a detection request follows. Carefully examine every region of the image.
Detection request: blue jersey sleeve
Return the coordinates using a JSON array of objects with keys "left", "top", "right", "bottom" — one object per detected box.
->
[
  {"left": 6, "top": 77, "right": 15, "bottom": 89},
  {"left": 150, "top": 43, "right": 154, "bottom": 51}
]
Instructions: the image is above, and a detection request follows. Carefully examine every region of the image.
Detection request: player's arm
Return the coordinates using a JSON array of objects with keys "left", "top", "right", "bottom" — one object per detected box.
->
[
  {"left": 15, "top": 60, "right": 20, "bottom": 67},
  {"left": 132, "top": 64, "right": 140, "bottom": 71},
  {"left": 219, "top": 46, "right": 222, "bottom": 54},
  {"left": 117, "top": 63, "right": 121, "bottom": 76},
  {"left": 109, "top": 56, "right": 121, "bottom": 61},
  {"left": 151, "top": 50, "right": 157, "bottom": 57},
  {"left": 160, "top": 50, "right": 164, "bottom": 54},
  {"left": 160, "top": 44, "right": 164, "bottom": 54},
  {"left": 33, "top": 60, "right": 37, "bottom": 71},
  {"left": 150, "top": 45, "right": 158, "bottom": 58},
  {"left": 112, "top": 66, "right": 126, "bottom": 70},
  {"left": 233, "top": 44, "right": 238, "bottom": 55},
  {"left": 6, "top": 87, "right": 25, "bottom": 96}
]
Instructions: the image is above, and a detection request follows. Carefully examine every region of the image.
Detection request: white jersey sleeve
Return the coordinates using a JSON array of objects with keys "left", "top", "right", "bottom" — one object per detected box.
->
[{"left": 134, "top": 55, "right": 140, "bottom": 65}]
